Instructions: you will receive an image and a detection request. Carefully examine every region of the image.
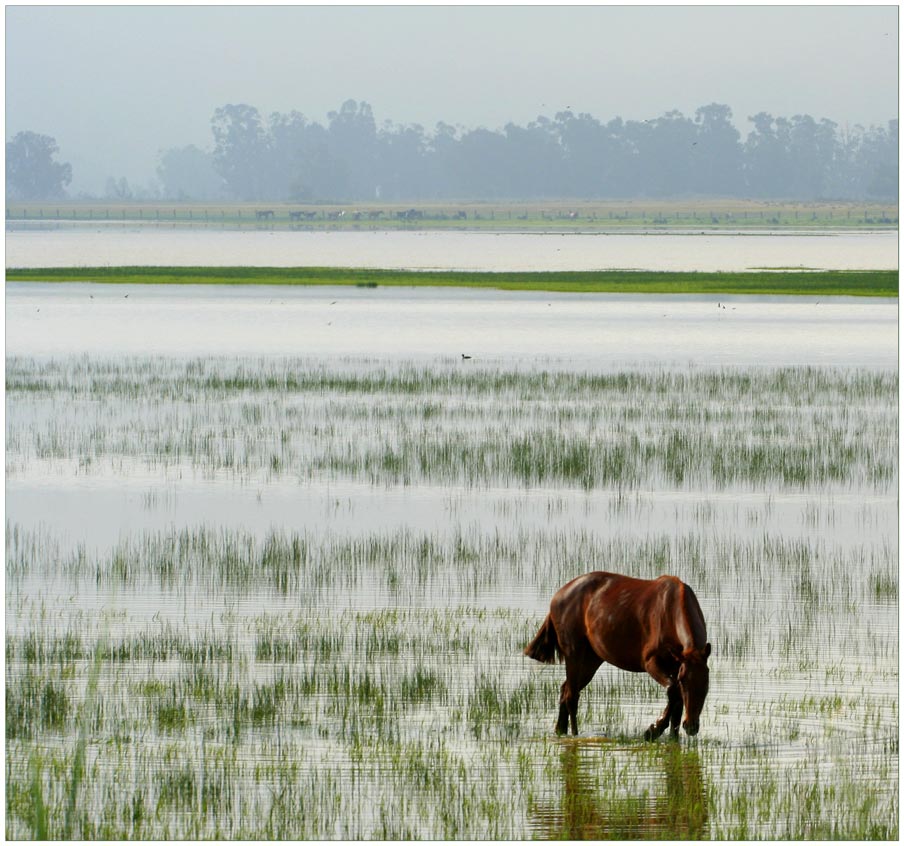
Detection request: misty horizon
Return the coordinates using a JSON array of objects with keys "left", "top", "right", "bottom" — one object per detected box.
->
[
  {"left": 8, "top": 98, "right": 903, "bottom": 200},
  {"left": 6, "top": 5, "right": 899, "bottom": 195}
]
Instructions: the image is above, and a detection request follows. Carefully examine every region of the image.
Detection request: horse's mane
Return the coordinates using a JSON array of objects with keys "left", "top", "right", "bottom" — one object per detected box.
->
[{"left": 678, "top": 582, "right": 708, "bottom": 651}]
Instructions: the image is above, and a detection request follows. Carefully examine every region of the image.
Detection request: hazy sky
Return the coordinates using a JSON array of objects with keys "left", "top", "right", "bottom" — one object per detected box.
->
[{"left": 6, "top": 4, "right": 899, "bottom": 194}]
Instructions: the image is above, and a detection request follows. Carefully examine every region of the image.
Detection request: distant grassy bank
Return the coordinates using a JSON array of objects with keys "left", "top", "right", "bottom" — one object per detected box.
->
[
  {"left": 5, "top": 266, "right": 898, "bottom": 296},
  {"left": 6, "top": 198, "right": 898, "bottom": 231}
]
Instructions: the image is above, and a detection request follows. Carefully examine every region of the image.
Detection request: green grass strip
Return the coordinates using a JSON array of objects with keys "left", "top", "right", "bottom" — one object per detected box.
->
[{"left": 5, "top": 266, "right": 898, "bottom": 296}]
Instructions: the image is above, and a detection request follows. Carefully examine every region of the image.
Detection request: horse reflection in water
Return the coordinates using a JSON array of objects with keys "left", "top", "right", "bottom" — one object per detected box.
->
[
  {"left": 528, "top": 742, "right": 708, "bottom": 840},
  {"left": 525, "top": 572, "right": 711, "bottom": 738}
]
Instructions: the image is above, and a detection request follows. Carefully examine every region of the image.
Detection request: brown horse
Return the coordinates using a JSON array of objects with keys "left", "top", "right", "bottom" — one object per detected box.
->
[{"left": 525, "top": 572, "right": 711, "bottom": 739}]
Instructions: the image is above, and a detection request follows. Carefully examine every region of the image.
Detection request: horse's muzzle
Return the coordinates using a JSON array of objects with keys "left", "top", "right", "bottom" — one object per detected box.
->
[{"left": 683, "top": 720, "right": 700, "bottom": 736}]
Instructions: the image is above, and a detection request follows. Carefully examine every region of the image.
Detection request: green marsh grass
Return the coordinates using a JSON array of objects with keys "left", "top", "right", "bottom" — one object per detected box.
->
[
  {"left": 5, "top": 265, "right": 898, "bottom": 297},
  {"left": 6, "top": 356, "right": 898, "bottom": 838},
  {"left": 6, "top": 359, "right": 897, "bottom": 491}
]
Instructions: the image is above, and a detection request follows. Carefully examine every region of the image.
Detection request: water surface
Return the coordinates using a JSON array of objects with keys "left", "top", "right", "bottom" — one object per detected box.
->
[
  {"left": 6, "top": 282, "right": 897, "bottom": 368},
  {"left": 5, "top": 227, "right": 898, "bottom": 272}
]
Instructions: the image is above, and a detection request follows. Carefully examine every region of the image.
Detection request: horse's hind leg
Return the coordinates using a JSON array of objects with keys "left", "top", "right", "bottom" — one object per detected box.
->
[
  {"left": 557, "top": 655, "right": 601, "bottom": 736},
  {"left": 556, "top": 682, "right": 571, "bottom": 736}
]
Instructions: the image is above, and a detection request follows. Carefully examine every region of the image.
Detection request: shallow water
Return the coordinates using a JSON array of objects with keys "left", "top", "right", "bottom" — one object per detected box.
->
[
  {"left": 5, "top": 278, "right": 898, "bottom": 837},
  {"left": 6, "top": 282, "right": 898, "bottom": 368},
  {"left": 5, "top": 226, "right": 899, "bottom": 272}
]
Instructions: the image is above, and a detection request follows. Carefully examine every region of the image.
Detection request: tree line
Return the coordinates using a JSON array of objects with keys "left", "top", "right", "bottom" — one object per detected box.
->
[{"left": 7, "top": 99, "right": 898, "bottom": 202}]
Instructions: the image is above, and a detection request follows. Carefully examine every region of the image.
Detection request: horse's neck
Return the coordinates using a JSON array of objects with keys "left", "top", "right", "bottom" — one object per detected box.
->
[{"left": 674, "top": 583, "right": 706, "bottom": 651}]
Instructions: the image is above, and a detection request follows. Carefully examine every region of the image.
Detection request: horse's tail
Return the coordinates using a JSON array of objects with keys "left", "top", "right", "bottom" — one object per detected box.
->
[{"left": 524, "top": 613, "right": 562, "bottom": 664}]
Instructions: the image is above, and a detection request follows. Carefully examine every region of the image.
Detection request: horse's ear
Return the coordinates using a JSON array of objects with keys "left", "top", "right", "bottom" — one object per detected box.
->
[{"left": 703, "top": 642, "right": 711, "bottom": 660}]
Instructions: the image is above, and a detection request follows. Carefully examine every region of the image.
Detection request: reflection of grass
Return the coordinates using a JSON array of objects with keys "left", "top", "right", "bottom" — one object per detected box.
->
[{"left": 5, "top": 265, "right": 899, "bottom": 296}]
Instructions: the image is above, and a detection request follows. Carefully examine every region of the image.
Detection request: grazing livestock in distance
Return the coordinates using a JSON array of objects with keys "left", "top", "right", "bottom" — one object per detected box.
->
[
  {"left": 525, "top": 571, "right": 711, "bottom": 739},
  {"left": 255, "top": 209, "right": 275, "bottom": 220}
]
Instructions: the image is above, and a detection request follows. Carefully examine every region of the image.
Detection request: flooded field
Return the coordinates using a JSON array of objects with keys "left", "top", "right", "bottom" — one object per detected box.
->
[
  {"left": 5, "top": 226, "right": 899, "bottom": 272},
  {"left": 5, "top": 353, "right": 898, "bottom": 839},
  {"left": 5, "top": 283, "right": 898, "bottom": 368}
]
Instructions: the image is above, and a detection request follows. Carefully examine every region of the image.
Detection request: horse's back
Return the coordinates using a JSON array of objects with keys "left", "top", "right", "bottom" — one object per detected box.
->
[
  {"left": 549, "top": 572, "right": 698, "bottom": 671},
  {"left": 547, "top": 572, "right": 647, "bottom": 657},
  {"left": 547, "top": 571, "right": 614, "bottom": 655},
  {"left": 550, "top": 570, "right": 661, "bottom": 618}
]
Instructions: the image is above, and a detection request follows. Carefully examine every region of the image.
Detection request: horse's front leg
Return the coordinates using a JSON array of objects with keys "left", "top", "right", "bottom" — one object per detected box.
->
[
  {"left": 644, "top": 683, "right": 681, "bottom": 740},
  {"left": 642, "top": 653, "right": 681, "bottom": 741},
  {"left": 667, "top": 683, "right": 684, "bottom": 737}
]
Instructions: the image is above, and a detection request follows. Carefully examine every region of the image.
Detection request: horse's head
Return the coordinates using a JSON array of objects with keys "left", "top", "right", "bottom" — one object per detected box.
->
[{"left": 678, "top": 642, "right": 711, "bottom": 736}]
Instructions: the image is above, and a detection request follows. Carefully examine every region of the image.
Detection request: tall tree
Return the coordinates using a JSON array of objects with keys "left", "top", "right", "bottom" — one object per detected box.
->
[
  {"left": 693, "top": 104, "right": 743, "bottom": 195},
  {"left": 859, "top": 120, "right": 898, "bottom": 200},
  {"left": 555, "top": 111, "right": 614, "bottom": 197},
  {"left": 456, "top": 127, "right": 509, "bottom": 198},
  {"left": 327, "top": 99, "right": 378, "bottom": 200},
  {"left": 211, "top": 104, "right": 270, "bottom": 200},
  {"left": 375, "top": 121, "right": 429, "bottom": 200},
  {"left": 786, "top": 114, "right": 833, "bottom": 198},
  {"left": 503, "top": 117, "right": 563, "bottom": 198},
  {"left": 201, "top": 99, "right": 898, "bottom": 202},
  {"left": 625, "top": 111, "right": 697, "bottom": 196},
  {"left": 743, "top": 112, "right": 789, "bottom": 197},
  {"left": 6, "top": 131, "right": 72, "bottom": 200}
]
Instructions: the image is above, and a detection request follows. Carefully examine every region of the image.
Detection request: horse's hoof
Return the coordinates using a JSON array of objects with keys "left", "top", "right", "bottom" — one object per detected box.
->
[{"left": 644, "top": 725, "right": 657, "bottom": 741}]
